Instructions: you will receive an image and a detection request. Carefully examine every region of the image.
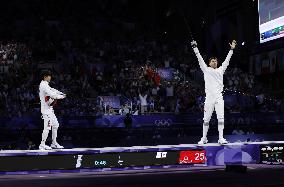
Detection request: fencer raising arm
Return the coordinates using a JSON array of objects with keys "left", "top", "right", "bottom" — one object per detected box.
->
[
  {"left": 191, "top": 41, "right": 207, "bottom": 72},
  {"left": 41, "top": 82, "right": 65, "bottom": 99},
  {"left": 219, "top": 40, "right": 237, "bottom": 73}
]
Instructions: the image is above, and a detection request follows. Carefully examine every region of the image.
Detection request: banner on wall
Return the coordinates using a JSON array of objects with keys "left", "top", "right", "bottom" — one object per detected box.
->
[
  {"left": 99, "top": 96, "right": 121, "bottom": 108},
  {"left": 157, "top": 68, "right": 174, "bottom": 81}
]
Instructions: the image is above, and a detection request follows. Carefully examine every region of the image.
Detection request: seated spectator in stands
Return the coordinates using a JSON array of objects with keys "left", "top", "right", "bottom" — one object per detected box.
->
[
  {"left": 108, "top": 106, "right": 116, "bottom": 115},
  {"left": 27, "top": 140, "right": 36, "bottom": 150},
  {"left": 122, "top": 104, "right": 130, "bottom": 115},
  {"left": 132, "top": 107, "right": 139, "bottom": 115}
]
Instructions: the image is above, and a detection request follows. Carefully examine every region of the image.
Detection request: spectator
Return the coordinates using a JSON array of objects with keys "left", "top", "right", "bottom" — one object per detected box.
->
[{"left": 139, "top": 91, "right": 148, "bottom": 115}]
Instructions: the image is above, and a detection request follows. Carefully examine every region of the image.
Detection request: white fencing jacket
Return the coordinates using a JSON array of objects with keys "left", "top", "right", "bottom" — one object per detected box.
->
[
  {"left": 193, "top": 47, "right": 233, "bottom": 97},
  {"left": 39, "top": 80, "right": 64, "bottom": 114}
]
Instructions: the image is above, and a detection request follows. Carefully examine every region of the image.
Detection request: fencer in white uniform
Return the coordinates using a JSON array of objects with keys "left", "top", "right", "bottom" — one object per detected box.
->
[
  {"left": 191, "top": 40, "right": 237, "bottom": 144},
  {"left": 39, "top": 70, "right": 66, "bottom": 150}
]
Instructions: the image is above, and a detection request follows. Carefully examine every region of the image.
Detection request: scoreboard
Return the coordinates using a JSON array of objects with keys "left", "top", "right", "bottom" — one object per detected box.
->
[
  {"left": 260, "top": 144, "right": 284, "bottom": 165},
  {"left": 0, "top": 150, "right": 206, "bottom": 172}
]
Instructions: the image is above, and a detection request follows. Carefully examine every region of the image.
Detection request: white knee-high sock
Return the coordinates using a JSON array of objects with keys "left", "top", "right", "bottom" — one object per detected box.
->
[
  {"left": 202, "top": 122, "right": 209, "bottom": 138},
  {"left": 218, "top": 122, "right": 224, "bottom": 139},
  {"left": 41, "top": 130, "right": 49, "bottom": 145},
  {"left": 52, "top": 127, "right": 58, "bottom": 143}
]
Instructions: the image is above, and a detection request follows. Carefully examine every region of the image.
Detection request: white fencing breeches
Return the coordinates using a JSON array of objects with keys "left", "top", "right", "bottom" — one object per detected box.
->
[
  {"left": 202, "top": 94, "right": 225, "bottom": 139},
  {"left": 41, "top": 112, "right": 60, "bottom": 144},
  {"left": 203, "top": 94, "right": 224, "bottom": 123}
]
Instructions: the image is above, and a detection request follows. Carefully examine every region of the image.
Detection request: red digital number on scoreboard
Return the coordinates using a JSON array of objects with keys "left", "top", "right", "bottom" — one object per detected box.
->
[{"left": 179, "top": 150, "right": 206, "bottom": 164}]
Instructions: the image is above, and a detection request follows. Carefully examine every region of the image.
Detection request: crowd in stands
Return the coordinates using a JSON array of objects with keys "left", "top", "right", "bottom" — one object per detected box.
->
[{"left": 1, "top": 37, "right": 284, "bottom": 118}]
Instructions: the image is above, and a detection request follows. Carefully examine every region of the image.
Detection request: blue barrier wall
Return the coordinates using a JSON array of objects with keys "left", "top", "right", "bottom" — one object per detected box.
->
[{"left": 0, "top": 112, "right": 284, "bottom": 129}]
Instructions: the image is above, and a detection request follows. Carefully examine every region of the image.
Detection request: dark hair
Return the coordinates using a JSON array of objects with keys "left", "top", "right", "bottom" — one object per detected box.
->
[
  {"left": 41, "top": 70, "right": 52, "bottom": 80},
  {"left": 208, "top": 57, "right": 218, "bottom": 64}
]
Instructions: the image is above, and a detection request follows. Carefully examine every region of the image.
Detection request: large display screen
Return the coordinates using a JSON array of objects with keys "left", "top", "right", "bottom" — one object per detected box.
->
[
  {"left": 258, "top": 0, "right": 284, "bottom": 43},
  {"left": 0, "top": 150, "right": 206, "bottom": 172},
  {"left": 260, "top": 144, "right": 284, "bottom": 164}
]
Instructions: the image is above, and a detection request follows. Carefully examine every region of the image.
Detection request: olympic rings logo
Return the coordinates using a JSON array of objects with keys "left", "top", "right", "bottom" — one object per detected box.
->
[{"left": 154, "top": 119, "right": 172, "bottom": 126}]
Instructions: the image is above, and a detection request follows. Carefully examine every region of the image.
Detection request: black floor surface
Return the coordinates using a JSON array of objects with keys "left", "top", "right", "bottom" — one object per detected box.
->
[{"left": 0, "top": 165, "right": 284, "bottom": 187}]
